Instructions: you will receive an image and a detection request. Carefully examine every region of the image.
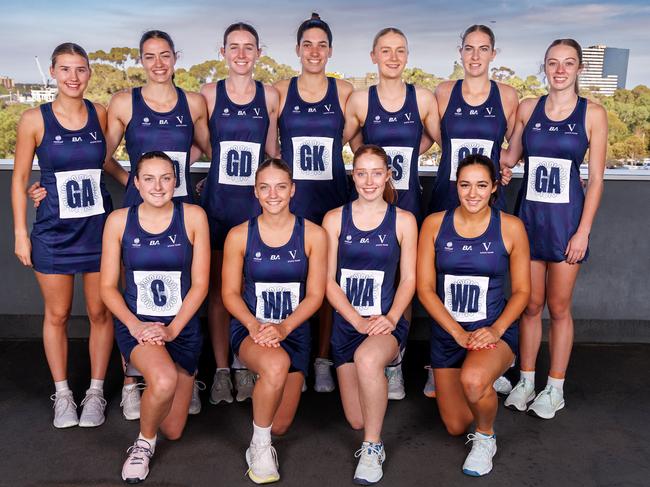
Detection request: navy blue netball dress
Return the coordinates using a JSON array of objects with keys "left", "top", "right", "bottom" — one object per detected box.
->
[
  {"left": 330, "top": 204, "right": 410, "bottom": 367},
  {"left": 430, "top": 207, "right": 517, "bottom": 368},
  {"left": 279, "top": 77, "right": 348, "bottom": 224},
  {"left": 515, "top": 96, "right": 590, "bottom": 263},
  {"left": 202, "top": 80, "right": 269, "bottom": 249},
  {"left": 31, "top": 99, "right": 112, "bottom": 274},
  {"left": 362, "top": 84, "right": 423, "bottom": 220},
  {"left": 430, "top": 80, "right": 507, "bottom": 213},
  {"left": 230, "top": 216, "right": 311, "bottom": 376},
  {"left": 114, "top": 201, "right": 202, "bottom": 375},
  {"left": 124, "top": 86, "right": 195, "bottom": 206}
]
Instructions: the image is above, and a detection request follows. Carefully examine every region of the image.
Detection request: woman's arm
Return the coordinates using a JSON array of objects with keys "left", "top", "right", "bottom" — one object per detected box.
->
[
  {"left": 500, "top": 97, "right": 536, "bottom": 169},
  {"left": 467, "top": 214, "right": 531, "bottom": 349},
  {"left": 187, "top": 91, "right": 212, "bottom": 161},
  {"left": 322, "top": 208, "right": 369, "bottom": 334},
  {"left": 11, "top": 109, "right": 41, "bottom": 267},
  {"left": 342, "top": 90, "right": 365, "bottom": 145},
  {"left": 565, "top": 102, "right": 607, "bottom": 265},
  {"left": 103, "top": 92, "right": 130, "bottom": 185},
  {"left": 264, "top": 84, "right": 281, "bottom": 158},
  {"left": 418, "top": 87, "right": 442, "bottom": 147}
]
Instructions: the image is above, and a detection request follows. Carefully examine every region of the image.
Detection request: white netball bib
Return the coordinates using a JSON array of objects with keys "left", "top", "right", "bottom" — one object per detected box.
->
[
  {"left": 340, "top": 269, "right": 384, "bottom": 316},
  {"left": 444, "top": 274, "right": 489, "bottom": 322},
  {"left": 449, "top": 138, "right": 494, "bottom": 181},
  {"left": 162, "top": 150, "right": 188, "bottom": 198},
  {"left": 526, "top": 156, "right": 572, "bottom": 204},
  {"left": 291, "top": 136, "right": 333, "bottom": 181},
  {"left": 382, "top": 146, "right": 413, "bottom": 191},
  {"left": 55, "top": 168, "right": 105, "bottom": 219},
  {"left": 255, "top": 282, "right": 301, "bottom": 324},
  {"left": 218, "top": 141, "right": 261, "bottom": 186},
  {"left": 134, "top": 270, "right": 182, "bottom": 317}
]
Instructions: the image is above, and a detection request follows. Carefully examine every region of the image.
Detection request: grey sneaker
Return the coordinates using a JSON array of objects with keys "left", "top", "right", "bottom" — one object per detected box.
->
[
  {"left": 209, "top": 369, "right": 233, "bottom": 405},
  {"left": 353, "top": 441, "right": 386, "bottom": 485},
  {"left": 121, "top": 439, "right": 153, "bottom": 484},
  {"left": 79, "top": 388, "right": 107, "bottom": 427},
  {"left": 423, "top": 365, "right": 436, "bottom": 398},
  {"left": 189, "top": 380, "right": 205, "bottom": 415},
  {"left": 386, "top": 365, "right": 406, "bottom": 400},
  {"left": 121, "top": 383, "right": 144, "bottom": 421},
  {"left": 51, "top": 390, "right": 78, "bottom": 428},
  {"left": 493, "top": 376, "right": 513, "bottom": 395},
  {"left": 314, "top": 358, "right": 335, "bottom": 393},
  {"left": 504, "top": 378, "right": 535, "bottom": 412},
  {"left": 527, "top": 385, "right": 565, "bottom": 419},
  {"left": 235, "top": 369, "right": 256, "bottom": 402}
]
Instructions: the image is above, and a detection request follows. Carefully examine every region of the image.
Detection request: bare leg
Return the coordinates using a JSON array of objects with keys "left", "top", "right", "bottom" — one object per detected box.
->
[
  {"left": 82, "top": 272, "right": 113, "bottom": 380},
  {"left": 519, "top": 261, "right": 547, "bottom": 372},
  {"left": 433, "top": 368, "right": 474, "bottom": 436},
  {"left": 337, "top": 363, "right": 364, "bottom": 430},
  {"left": 159, "top": 364, "right": 195, "bottom": 440},
  {"left": 317, "top": 303, "right": 332, "bottom": 358}
]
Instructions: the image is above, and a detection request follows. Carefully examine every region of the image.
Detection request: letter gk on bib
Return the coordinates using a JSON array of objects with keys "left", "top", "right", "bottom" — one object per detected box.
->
[
  {"left": 450, "top": 139, "right": 494, "bottom": 181},
  {"left": 55, "top": 169, "right": 105, "bottom": 219},
  {"left": 526, "top": 157, "right": 571, "bottom": 204},
  {"left": 218, "top": 141, "right": 260, "bottom": 186},
  {"left": 134, "top": 270, "right": 182, "bottom": 317},
  {"left": 255, "top": 282, "right": 301, "bottom": 324},
  {"left": 444, "top": 274, "right": 489, "bottom": 322},
  {"left": 340, "top": 269, "right": 384, "bottom": 316},
  {"left": 292, "top": 136, "right": 333, "bottom": 180}
]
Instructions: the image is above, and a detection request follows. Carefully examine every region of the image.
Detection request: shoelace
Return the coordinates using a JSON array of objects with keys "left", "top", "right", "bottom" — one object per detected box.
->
[
  {"left": 194, "top": 380, "right": 207, "bottom": 392},
  {"left": 246, "top": 443, "right": 278, "bottom": 477},
  {"left": 465, "top": 434, "right": 494, "bottom": 457},
  {"left": 537, "top": 386, "right": 559, "bottom": 404},
  {"left": 126, "top": 441, "right": 153, "bottom": 465},
  {"left": 236, "top": 371, "right": 255, "bottom": 387},
  {"left": 386, "top": 368, "right": 403, "bottom": 386},
  {"left": 354, "top": 443, "right": 384, "bottom": 466},
  {"left": 120, "top": 383, "right": 146, "bottom": 408},
  {"left": 50, "top": 392, "right": 77, "bottom": 411},
  {"left": 512, "top": 378, "right": 530, "bottom": 393},
  {"left": 215, "top": 372, "right": 233, "bottom": 391},
  {"left": 81, "top": 391, "right": 107, "bottom": 413}
]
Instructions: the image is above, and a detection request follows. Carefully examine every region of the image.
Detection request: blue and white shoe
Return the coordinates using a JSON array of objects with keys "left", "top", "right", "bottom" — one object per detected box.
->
[
  {"left": 353, "top": 441, "right": 386, "bottom": 485},
  {"left": 462, "top": 432, "right": 497, "bottom": 477}
]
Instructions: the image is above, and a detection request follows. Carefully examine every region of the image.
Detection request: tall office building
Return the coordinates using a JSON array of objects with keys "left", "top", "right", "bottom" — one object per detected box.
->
[{"left": 579, "top": 45, "right": 629, "bottom": 96}]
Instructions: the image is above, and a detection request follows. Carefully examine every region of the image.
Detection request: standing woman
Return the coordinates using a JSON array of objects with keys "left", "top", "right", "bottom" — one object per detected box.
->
[
  {"left": 200, "top": 23, "right": 280, "bottom": 405},
  {"left": 344, "top": 27, "right": 441, "bottom": 399},
  {"left": 417, "top": 155, "right": 530, "bottom": 476},
  {"left": 502, "top": 39, "right": 607, "bottom": 418},
  {"left": 322, "top": 145, "right": 417, "bottom": 485},
  {"left": 275, "top": 13, "right": 353, "bottom": 392},
  {"left": 100, "top": 152, "right": 210, "bottom": 483},
  {"left": 12, "top": 43, "right": 114, "bottom": 429},
  {"left": 429, "top": 24, "right": 518, "bottom": 214},
  {"left": 222, "top": 159, "right": 326, "bottom": 484}
]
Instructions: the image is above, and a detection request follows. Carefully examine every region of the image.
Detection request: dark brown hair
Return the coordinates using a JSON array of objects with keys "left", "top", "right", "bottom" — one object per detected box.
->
[
  {"left": 372, "top": 27, "right": 407, "bottom": 50},
  {"left": 223, "top": 22, "right": 260, "bottom": 49},
  {"left": 353, "top": 144, "right": 397, "bottom": 204},
  {"left": 135, "top": 151, "right": 175, "bottom": 177},
  {"left": 544, "top": 39, "right": 583, "bottom": 94},
  {"left": 139, "top": 30, "right": 176, "bottom": 58},
  {"left": 297, "top": 12, "right": 333, "bottom": 46},
  {"left": 51, "top": 43, "right": 89, "bottom": 68},
  {"left": 456, "top": 154, "right": 498, "bottom": 205},
  {"left": 461, "top": 24, "right": 495, "bottom": 49},
  {"left": 255, "top": 158, "right": 293, "bottom": 183}
]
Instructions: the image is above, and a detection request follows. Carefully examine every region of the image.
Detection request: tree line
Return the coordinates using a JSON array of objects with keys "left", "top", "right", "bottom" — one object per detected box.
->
[{"left": 0, "top": 47, "right": 648, "bottom": 165}]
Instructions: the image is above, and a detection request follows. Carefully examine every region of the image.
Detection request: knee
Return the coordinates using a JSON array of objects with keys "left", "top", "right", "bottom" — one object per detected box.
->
[
  {"left": 161, "top": 425, "right": 185, "bottom": 441},
  {"left": 259, "top": 356, "right": 290, "bottom": 389},
  {"left": 443, "top": 419, "right": 469, "bottom": 437},
  {"left": 460, "top": 369, "right": 491, "bottom": 403},
  {"left": 524, "top": 299, "right": 544, "bottom": 317},
  {"left": 86, "top": 306, "right": 111, "bottom": 326},
  {"left": 346, "top": 416, "right": 364, "bottom": 431},
  {"left": 547, "top": 299, "right": 572, "bottom": 322},
  {"left": 353, "top": 350, "right": 383, "bottom": 377},
  {"left": 44, "top": 308, "right": 71, "bottom": 328},
  {"left": 148, "top": 369, "right": 178, "bottom": 401},
  {"left": 271, "top": 421, "right": 291, "bottom": 436}
]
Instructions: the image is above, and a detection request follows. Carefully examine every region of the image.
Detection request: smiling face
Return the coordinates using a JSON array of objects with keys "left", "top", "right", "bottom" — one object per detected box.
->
[
  {"left": 254, "top": 165, "right": 295, "bottom": 215},
  {"left": 50, "top": 53, "right": 90, "bottom": 98},
  {"left": 134, "top": 157, "right": 176, "bottom": 207},
  {"left": 221, "top": 29, "right": 260, "bottom": 76},
  {"left": 371, "top": 31, "right": 408, "bottom": 80},
  {"left": 460, "top": 30, "right": 496, "bottom": 78},
  {"left": 297, "top": 27, "right": 332, "bottom": 75},
  {"left": 456, "top": 163, "right": 496, "bottom": 213},
  {"left": 141, "top": 37, "right": 176, "bottom": 84},
  {"left": 352, "top": 152, "right": 391, "bottom": 203},
  {"left": 545, "top": 44, "right": 583, "bottom": 93}
]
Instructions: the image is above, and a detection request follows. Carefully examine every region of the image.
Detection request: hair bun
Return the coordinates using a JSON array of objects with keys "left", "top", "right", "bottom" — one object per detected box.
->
[{"left": 311, "top": 12, "right": 320, "bottom": 19}]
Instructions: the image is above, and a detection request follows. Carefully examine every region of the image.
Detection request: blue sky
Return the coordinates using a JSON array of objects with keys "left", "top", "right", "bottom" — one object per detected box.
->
[{"left": 2, "top": 0, "right": 648, "bottom": 87}]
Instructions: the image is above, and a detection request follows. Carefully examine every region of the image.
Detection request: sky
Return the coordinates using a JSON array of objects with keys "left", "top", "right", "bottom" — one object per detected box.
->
[{"left": 1, "top": 0, "right": 649, "bottom": 87}]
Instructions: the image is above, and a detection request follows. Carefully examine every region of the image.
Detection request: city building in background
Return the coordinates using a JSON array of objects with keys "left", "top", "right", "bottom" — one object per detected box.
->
[
  {"left": 579, "top": 45, "right": 630, "bottom": 96},
  {"left": 0, "top": 76, "right": 14, "bottom": 89}
]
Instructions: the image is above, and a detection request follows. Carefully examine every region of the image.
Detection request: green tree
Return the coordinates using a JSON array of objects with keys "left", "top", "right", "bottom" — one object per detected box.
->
[
  {"left": 189, "top": 60, "right": 228, "bottom": 84},
  {"left": 403, "top": 68, "right": 444, "bottom": 90},
  {"left": 449, "top": 61, "right": 464, "bottom": 80},
  {"left": 174, "top": 69, "right": 200, "bottom": 92},
  {"left": 254, "top": 56, "right": 298, "bottom": 84},
  {"left": 0, "top": 103, "right": 29, "bottom": 158},
  {"left": 89, "top": 47, "right": 139, "bottom": 80}
]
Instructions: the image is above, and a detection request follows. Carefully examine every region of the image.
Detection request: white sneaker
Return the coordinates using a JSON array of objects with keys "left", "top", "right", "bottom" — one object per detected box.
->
[
  {"left": 423, "top": 366, "right": 436, "bottom": 398},
  {"left": 504, "top": 378, "right": 535, "bottom": 412},
  {"left": 245, "top": 442, "right": 280, "bottom": 484},
  {"left": 234, "top": 369, "right": 256, "bottom": 402},
  {"left": 353, "top": 441, "right": 386, "bottom": 485},
  {"left": 121, "top": 383, "right": 144, "bottom": 421},
  {"left": 314, "top": 358, "right": 335, "bottom": 393},
  {"left": 79, "top": 388, "right": 107, "bottom": 427},
  {"left": 462, "top": 432, "right": 497, "bottom": 476},
  {"left": 209, "top": 369, "right": 233, "bottom": 405},
  {"left": 493, "top": 376, "right": 513, "bottom": 395},
  {"left": 189, "top": 380, "right": 205, "bottom": 415},
  {"left": 386, "top": 365, "right": 405, "bottom": 400},
  {"left": 527, "top": 385, "right": 565, "bottom": 419},
  {"left": 121, "top": 439, "right": 154, "bottom": 483},
  {"left": 51, "top": 390, "right": 78, "bottom": 428}
]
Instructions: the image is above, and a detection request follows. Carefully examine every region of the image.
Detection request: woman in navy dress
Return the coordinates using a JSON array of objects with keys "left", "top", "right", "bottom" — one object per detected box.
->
[
  {"left": 222, "top": 159, "right": 326, "bottom": 484},
  {"left": 100, "top": 151, "right": 210, "bottom": 483},
  {"left": 322, "top": 145, "right": 417, "bottom": 485},
  {"left": 200, "top": 22, "right": 280, "bottom": 405},
  {"left": 501, "top": 39, "right": 607, "bottom": 419},
  {"left": 417, "top": 154, "right": 530, "bottom": 476},
  {"left": 274, "top": 13, "right": 353, "bottom": 393},
  {"left": 12, "top": 43, "right": 114, "bottom": 429}
]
